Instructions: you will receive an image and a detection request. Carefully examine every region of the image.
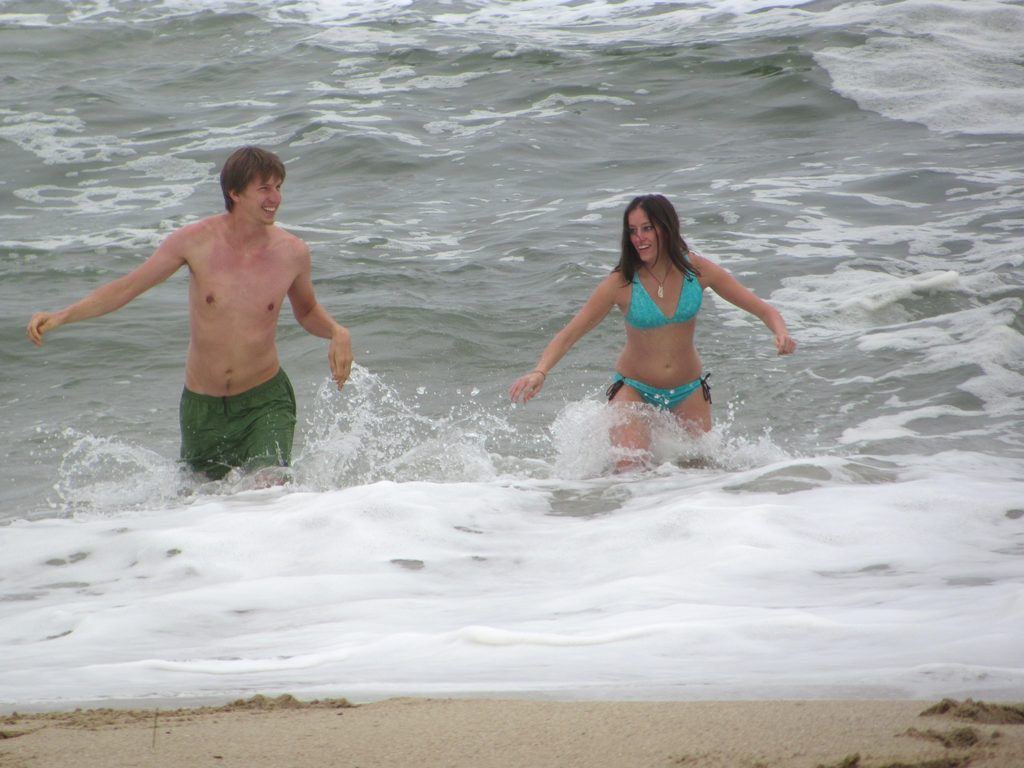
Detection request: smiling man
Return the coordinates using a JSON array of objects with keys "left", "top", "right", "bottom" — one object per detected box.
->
[{"left": 27, "top": 146, "right": 352, "bottom": 480}]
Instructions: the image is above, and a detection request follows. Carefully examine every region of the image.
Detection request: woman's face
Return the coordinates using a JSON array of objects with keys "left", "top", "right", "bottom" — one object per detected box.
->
[{"left": 627, "top": 207, "right": 661, "bottom": 265}]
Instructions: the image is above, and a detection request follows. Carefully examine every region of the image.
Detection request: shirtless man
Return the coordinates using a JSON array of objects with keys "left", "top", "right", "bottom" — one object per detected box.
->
[{"left": 27, "top": 146, "right": 352, "bottom": 480}]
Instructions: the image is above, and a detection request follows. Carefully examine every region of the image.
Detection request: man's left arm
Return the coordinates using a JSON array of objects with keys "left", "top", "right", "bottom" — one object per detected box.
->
[{"left": 288, "top": 250, "right": 353, "bottom": 390}]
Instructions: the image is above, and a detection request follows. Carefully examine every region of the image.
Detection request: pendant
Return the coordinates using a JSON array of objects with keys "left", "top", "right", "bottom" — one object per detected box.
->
[{"left": 657, "top": 285, "right": 664, "bottom": 298}]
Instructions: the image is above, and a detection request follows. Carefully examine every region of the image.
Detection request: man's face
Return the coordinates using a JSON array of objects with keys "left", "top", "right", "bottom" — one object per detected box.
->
[{"left": 232, "top": 175, "right": 282, "bottom": 224}]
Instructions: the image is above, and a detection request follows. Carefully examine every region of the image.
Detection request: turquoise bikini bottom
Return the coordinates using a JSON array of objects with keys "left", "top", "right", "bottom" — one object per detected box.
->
[{"left": 607, "top": 372, "right": 711, "bottom": 411}]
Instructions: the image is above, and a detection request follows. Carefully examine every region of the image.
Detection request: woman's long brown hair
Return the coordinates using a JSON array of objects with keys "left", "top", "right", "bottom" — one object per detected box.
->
[{"left": 614, "top": 194, "right": 698, "bottom": 283}]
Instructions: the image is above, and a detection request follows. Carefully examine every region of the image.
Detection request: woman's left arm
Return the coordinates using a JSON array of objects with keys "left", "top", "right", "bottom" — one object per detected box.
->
[{"left": 693, "top": 253, "right": 796, "bottom": 355}]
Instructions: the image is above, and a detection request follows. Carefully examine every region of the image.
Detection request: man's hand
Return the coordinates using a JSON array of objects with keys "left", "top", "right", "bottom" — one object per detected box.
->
[
  {"left": 775, "top": 332, "right": 796, "bottom": 355},
  {"left": 329, "top": 327, "right": 353, "bottom": 390},
  {"left": 26, "top": 311, "right": 65, "bottom": 347}
]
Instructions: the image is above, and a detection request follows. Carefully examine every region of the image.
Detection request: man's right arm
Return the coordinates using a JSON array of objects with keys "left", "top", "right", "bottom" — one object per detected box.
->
[{"left": 27, "top": 230, "right": 189, "bottom": 347}]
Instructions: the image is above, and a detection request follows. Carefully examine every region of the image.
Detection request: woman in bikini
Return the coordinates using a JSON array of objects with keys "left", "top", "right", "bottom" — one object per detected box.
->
[{"left": 510, "top": 193, "right": 796, "bottom": 462}]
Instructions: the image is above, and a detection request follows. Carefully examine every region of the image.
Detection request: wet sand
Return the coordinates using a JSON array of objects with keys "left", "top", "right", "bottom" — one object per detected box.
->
[{"left": 2, "top": 695, "right": 1022, "bottom": 767}]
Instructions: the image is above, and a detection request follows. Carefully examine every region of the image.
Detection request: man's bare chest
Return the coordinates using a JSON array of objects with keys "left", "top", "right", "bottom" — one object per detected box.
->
[{"left": 190, "top": 253, "right": 296, "bottom": 318}]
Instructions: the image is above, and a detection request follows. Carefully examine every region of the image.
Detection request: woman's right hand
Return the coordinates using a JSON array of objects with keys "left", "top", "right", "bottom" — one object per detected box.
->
[{"left": 509, "top": 370, "right": 547, "bottom": 404}]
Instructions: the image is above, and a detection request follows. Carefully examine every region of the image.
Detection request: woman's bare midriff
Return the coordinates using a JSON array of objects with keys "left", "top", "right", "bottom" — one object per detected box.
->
[{"left": 615, "top": 323, "right": 703, "bottom": 389}]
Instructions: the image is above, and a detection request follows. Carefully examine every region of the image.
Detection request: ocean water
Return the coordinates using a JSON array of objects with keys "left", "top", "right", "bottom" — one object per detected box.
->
[{"left": 1, "top": 0, "right": 1022, "bottom": 709}]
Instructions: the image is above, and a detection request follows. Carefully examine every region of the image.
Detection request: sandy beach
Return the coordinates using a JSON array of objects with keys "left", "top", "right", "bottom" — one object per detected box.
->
[{"left": 2, "top": 695, "right": 1022, "bottom": 768}]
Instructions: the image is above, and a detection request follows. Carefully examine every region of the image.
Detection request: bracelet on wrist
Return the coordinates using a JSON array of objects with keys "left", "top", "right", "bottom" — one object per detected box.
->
[{"left": 531, "top": 369, "right": 547, "bottom": 379}]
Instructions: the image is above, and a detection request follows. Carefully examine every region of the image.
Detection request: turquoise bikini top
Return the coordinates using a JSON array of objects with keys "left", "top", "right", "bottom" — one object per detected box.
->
[{"left": 625, "top": 272, "right": 702, "bottom": 329}]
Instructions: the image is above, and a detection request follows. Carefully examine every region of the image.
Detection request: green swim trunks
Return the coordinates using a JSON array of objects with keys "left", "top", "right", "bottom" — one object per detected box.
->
[{"left": 179, "top": 368, "right": 297, "bottom": 480}]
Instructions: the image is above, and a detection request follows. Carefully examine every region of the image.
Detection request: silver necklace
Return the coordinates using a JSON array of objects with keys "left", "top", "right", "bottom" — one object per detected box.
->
[{"left": 646, "top": 264, "right": 670, "bottom": 298}]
